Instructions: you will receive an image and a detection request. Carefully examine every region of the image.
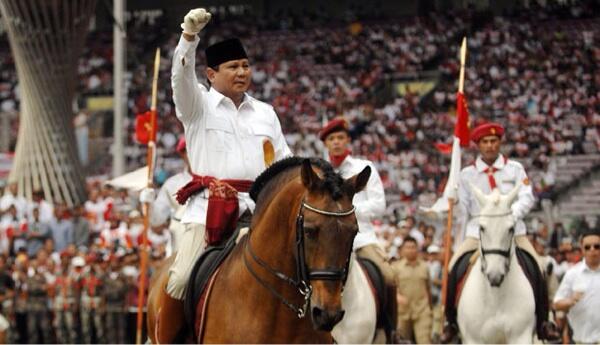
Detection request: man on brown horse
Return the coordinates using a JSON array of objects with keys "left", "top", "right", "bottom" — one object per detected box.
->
[{"left": 141, "top": 7, "right": 292, "bottom": 343}]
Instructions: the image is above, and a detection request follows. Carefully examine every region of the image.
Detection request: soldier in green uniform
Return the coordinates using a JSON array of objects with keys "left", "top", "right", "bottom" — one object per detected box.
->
[
  {"left": 80, "top": 254, "right": 104, "bottom": 343},
  {"left": 102, "top": 255, "right": 128, "bottom": 343},
  {"left": 25, "top": 258, "right": 53, "bottom": 343},
  {"left": 52, "top": 255, "right": 81, "bottom": 343}
]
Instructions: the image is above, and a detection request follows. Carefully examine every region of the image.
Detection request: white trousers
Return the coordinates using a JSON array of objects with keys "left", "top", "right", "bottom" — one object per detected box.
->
[{"left": 166, "top": 223, "right": 206, "bottom": 300}]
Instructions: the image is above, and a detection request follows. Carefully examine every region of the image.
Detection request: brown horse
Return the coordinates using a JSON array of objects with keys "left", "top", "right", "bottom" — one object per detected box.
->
[
  {"left": 199, "top": 157, "right": 370, "bottom": 343},
  {"left": 146, "top": 157, "right": 370, "bottom": 343}
]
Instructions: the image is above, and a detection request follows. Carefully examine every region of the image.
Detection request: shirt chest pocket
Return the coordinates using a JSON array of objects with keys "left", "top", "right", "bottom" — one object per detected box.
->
[
  {"left": 499, "top": 173, "right": 517, "bottom": 192},
  {"left": 249, "top": 122, "right": 275, "bottom": 157},
  {"left": 250, "top": 122, "right": 274, "bottom": 141},
  {"left": 205, "top": 116, "right": 234, "bottom": 152}
]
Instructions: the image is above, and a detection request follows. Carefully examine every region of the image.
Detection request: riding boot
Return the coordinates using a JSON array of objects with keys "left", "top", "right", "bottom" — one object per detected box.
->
[
  {"left": 539, "top": 320, "right": 561, "bottom": 341},
  {"left": 440, "top": 250, "right": 470, "bottom": 344},
  {"left": 384, "top": 284, "right": 398, "bottom": 344},
  {"left": 157, "top": 292, "right": 185, "bottom": 344},
  {"left": 440, "top": 276, "right": 458, "bottom": 343}
]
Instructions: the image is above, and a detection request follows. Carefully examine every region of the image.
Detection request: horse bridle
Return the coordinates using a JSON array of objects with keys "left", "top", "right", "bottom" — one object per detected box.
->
[
  {"left": 243, "top": 198, "right": 355, "bottom": 319},
  {"left": 477, "top": 211, "right": 515, "bottom": 260}
]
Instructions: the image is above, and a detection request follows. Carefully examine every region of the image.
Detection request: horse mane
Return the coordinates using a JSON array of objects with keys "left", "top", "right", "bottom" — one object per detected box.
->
[{"left": 249, "top": 156, "right": 348, "bottom": 204}]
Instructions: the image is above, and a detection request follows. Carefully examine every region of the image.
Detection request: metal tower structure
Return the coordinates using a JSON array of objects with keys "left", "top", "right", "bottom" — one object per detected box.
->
[{"left": 0, "top": 0, "right": 97, "bottom": 206}]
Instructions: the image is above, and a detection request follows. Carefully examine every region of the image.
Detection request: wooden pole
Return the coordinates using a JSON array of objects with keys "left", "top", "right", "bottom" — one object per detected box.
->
[
  {"left": 440, "top": 37, "right": 467, "bottom": 329},
  {"left": 440, "top": 199, "right": 455, "bottom": 328},
  {"left": 136, "top": 47, "right": 161, "bottom": 345}
]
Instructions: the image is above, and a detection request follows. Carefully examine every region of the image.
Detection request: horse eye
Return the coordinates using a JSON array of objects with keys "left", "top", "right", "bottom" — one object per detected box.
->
[
  {"left": 509, "top": 227, "right": 515, "bottom": 233},
  {"left": 479, "top": 226, "right": 485, "bottom": 232},
  {"left": 304, "top": 226, "right": 318, "bottom": 238}
]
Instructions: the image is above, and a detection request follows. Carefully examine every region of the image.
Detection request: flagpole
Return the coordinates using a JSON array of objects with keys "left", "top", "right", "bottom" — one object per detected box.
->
[
  {"left": 440, "top": 37, "right": 466, "bottom": 329},
  {"left": 136, "top": 47, "right": 161, "bottom": 345}
]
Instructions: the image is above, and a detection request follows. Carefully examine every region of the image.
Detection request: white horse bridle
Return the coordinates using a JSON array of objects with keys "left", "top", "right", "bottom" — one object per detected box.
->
[{"left": 476, "top": 211, "right": 515, "bottom": 268}]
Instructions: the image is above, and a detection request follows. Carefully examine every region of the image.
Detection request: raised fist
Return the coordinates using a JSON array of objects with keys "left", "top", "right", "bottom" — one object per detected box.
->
[{"left": 181, "top": 8, "right": 212, "bottom": 35}]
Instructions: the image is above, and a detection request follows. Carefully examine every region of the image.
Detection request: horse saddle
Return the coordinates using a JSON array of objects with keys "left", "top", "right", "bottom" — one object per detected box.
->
[
  {"left": 357, "top": 258, "right": 397, "bottom": 340},
  {"left": 184, "top": 227, "right": 241, "bottom": 333},
  {"left": 449, "top": 250, "right": 477, "bottom": 308}
]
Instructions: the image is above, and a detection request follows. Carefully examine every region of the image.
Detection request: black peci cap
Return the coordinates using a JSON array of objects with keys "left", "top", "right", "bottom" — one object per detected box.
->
[{"left": 205, "top": 38, "right": 248, "bottom": 68}]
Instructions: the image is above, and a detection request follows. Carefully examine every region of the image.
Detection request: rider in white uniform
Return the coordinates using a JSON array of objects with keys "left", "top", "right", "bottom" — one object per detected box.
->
[
  {"left": 319, "top": 117, "right": 393, "bottom": 284},
  {"left": 441, "top": 122, "right": 559, "bottom": 342},
  {"left": 149, "top": 136, "right": 191, "bottom": 254}
]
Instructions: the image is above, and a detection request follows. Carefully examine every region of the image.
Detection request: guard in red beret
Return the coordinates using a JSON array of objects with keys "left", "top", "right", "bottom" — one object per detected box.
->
[
  {"left": 470, "top": 122, "right": 505, "bottom": 143},
  {"left": 319, "top": 117, "right": 396, "bottom": 305},
  {"left": 441, "top": 121, "right": 560, "bottom": 342}
]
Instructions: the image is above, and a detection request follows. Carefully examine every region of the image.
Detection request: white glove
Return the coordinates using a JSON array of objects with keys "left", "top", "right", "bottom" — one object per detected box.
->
[
  {"left": 181, "top": 8, "right": 211, "bottom": 35},
  {"left": 139, "top": 188, "right": 156, "bottom": 204}
]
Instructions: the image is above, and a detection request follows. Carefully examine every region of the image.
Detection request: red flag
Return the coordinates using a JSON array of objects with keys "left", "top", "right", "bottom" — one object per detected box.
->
[
  {"left": 455, "top": 92, "right": 470, "bottom": 146},
  {"left": 434, "top": 142, "right": 453, "bottom": 154},
  {"left": 134, "top": 111, "right": 157, "bottom": 144}
]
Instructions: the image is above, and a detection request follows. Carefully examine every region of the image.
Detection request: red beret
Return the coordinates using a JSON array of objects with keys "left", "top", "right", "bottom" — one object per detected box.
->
[
  {"left": 471, "top": 122, "right": 504, "bottom": 143},
  {"left": 176, "top": 136, "right": 186, "bottom": 153},
  {"left": 319, "top": 117, "right": 349, "bottom": 141}
]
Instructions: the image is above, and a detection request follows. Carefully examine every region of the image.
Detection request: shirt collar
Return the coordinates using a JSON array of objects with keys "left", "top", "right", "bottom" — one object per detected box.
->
[
  {"left": 208, "top": 87, "right": 254, "bottom": 111},
  {"left": 582, "top": 259, "right": 600, "bottom": 272},
  {"left": 335, "top": 154, "right": 353, "bottom": 170},
  {"left": 475, "top": 154, "right": 506, "bottom": 172}
]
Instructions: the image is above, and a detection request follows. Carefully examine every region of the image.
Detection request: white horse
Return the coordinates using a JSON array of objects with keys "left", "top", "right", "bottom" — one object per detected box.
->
[
  {"left": 332, "top": 254, "right": 381, "bottom": 344},
  {"left": 457, "top": 185, "right": 536, "bottom": 343}
]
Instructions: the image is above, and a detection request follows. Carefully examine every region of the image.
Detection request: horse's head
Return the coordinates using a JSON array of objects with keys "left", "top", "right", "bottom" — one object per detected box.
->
[
  {"left": 299, "top": 159, "right": 370, "bottom": 331},
  {"left": 470, "top": 184, "right": 520, "bottom": 287}
]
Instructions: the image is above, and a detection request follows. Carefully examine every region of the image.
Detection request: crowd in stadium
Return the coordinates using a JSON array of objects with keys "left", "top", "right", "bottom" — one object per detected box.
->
[{"left": 0, "top": 0, "right": 599, "bottom": 343}]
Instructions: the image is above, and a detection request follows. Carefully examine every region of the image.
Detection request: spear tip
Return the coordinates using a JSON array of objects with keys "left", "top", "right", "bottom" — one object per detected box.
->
[{"left": 460, "top": 37, "right": 467, "bottom": 64}]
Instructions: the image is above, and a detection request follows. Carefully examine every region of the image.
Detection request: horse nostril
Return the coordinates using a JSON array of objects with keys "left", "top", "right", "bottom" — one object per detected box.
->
[
  {"left": 312, "top": 306, "right": 322, "bottom": 320},
  {"left": 333, "top": 309, "right": 345, "bottom": 324},
  {"left": 487, "top": 273, "right": 505, "bottom": 287}
]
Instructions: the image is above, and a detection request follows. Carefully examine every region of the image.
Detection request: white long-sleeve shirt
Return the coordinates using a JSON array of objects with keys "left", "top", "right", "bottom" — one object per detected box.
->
[
  {"left": 171, "top": 35, "right": 291, "bottom": 224},
  {"left": 458, "top": 154, "right": 534, "bottom": 238},
  {"left": 150, "top": 170, "right": 192, "bottom": 226},
  {"left": 333, "top": 155, "right": 386, "bottom": 250}
]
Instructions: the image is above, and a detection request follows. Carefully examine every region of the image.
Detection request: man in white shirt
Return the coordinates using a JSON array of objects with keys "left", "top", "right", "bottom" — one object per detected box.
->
[
  {"left": 141, "top": 8, "right": 291, "bottom": 342},
  {"left": 553, "top": 228, "right": 600, "bottom": 344},
  {"left": 26, "top": 190, "right": 54, "bottom": 224},
  {"left": 319, "top": 117, "right": 393, "bottom": 283},
  {"left": 0, "top": 182, "right": 27, "bottom": 219},
  {"left": 149, "top": 136, "right": 191, "bottom": 254},
  {"left": 441, "top": 122, "right": 559, "bottom": 342}
]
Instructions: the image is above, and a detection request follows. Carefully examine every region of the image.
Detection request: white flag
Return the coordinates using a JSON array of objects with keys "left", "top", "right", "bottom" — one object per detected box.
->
[{"left": 419, "top": 136, "right": 461, "bottom": 217}]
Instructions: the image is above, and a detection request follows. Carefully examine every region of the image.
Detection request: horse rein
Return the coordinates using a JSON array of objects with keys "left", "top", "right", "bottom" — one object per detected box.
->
[{"left": 243, "top": 199, "right": 355, "bottom": 319}]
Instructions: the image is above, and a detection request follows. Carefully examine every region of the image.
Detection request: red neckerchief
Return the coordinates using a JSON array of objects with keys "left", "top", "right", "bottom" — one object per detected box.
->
[{"left": 329, "top": 149, "right": 351, "bottom": 168}]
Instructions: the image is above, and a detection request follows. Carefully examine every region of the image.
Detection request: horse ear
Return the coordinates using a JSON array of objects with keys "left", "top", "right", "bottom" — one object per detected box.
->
[
  {"left": 301, "top": 159, "right": 320, "bottom": 191},
  {"left": 505, "top": 183, "right": 520, "bottom": 205},
  {"left": 469, "top": 182, "right": 487, "bottom": 207},
  {"left": 347, "top": 166, "right": 371, "bottom": 195}
]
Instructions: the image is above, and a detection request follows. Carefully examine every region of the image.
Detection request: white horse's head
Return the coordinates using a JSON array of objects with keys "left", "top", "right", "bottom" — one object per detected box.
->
[{"left": 469, "top": 184, "right": 520, "bottom": 287}]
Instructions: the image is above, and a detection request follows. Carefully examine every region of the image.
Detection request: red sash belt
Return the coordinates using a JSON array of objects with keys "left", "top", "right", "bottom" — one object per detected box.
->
[{"left": 176, "top": 175, "right": 253, "bottom": 245}]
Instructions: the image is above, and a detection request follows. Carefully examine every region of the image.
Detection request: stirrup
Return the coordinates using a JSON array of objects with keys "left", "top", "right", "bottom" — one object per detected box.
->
[
  {"left": 440, "top": 323, "right": 458, "bottom": 344},
  {"left": 540, "top": 321, "right": 561, "bottom": 342}
]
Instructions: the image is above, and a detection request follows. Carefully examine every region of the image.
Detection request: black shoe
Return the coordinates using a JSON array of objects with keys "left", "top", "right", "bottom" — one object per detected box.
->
[
  {"left": 540, "top": 321, "right": 561, "bottom": 342},
  {"left": 440, "top": 324, "right": 458, "bottom": 344}
]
